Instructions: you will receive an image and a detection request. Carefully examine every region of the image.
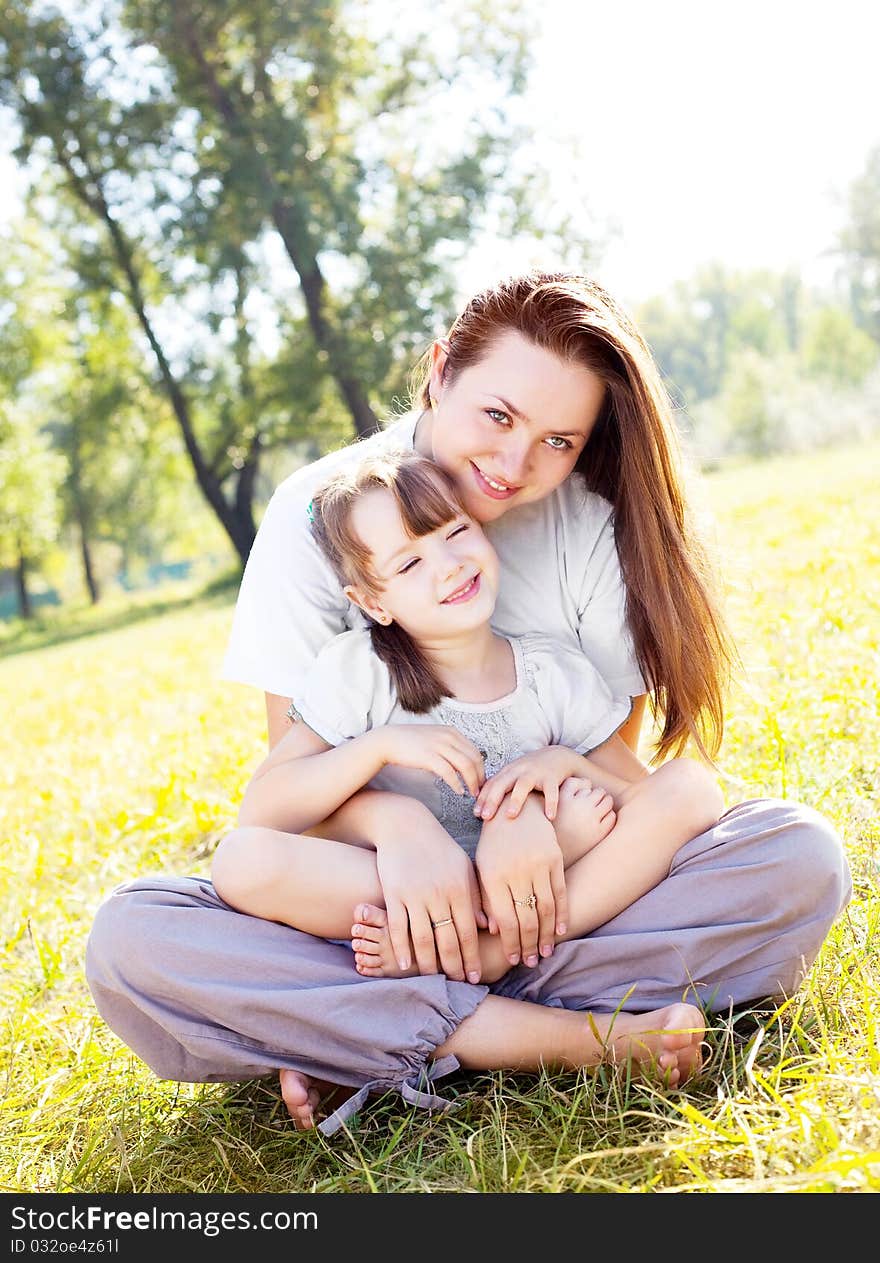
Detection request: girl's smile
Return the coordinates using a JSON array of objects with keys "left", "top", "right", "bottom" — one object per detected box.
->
[{"left": 441, "top": 572, "right": 482, "bottom": 604}]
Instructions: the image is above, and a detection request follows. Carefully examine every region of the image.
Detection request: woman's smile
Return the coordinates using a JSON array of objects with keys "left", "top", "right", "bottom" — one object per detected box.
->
[{"left": 470, "top": 462, "right": 520, "bottom": 501}]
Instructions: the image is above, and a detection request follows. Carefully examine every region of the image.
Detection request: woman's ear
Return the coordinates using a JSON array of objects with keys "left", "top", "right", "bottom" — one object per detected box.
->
[
  {"left": 428, "top": 337, "right": 451, "bottom": 408},
  {"left": 343, "top": 583, "right": 392, "bottom": 626}
]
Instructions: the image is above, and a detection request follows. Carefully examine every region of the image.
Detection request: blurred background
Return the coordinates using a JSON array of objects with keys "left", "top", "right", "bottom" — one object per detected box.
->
[{"left": 1, "top": 0, "right": 878, "bottom": 625}]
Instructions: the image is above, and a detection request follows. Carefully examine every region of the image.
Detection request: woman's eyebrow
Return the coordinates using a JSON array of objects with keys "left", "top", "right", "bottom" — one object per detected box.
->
[{"left": 488, "top": 395, "right": 587, "bottom": 438}]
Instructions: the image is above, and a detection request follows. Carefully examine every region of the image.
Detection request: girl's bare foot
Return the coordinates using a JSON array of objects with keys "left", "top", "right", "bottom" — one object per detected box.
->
[
  {"left": 279, "top": 1069, "right": 357, "bottom": 1130},
  {"left": 554, "top": 776, "right": 617, "bottom": 862}
]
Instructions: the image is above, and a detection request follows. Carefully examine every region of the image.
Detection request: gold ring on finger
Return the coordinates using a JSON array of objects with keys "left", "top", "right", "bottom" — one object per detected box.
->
[{"left": 512, "top": 893, "right": 537, "bottom": 910}]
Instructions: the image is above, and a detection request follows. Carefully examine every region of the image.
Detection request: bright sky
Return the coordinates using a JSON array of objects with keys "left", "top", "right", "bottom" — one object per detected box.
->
[
  {"left": 3, "top": 0, "right": 878, "bottom": 310},
  {"left": 460, "top": 0, "right": 880, "bottom": 306}
]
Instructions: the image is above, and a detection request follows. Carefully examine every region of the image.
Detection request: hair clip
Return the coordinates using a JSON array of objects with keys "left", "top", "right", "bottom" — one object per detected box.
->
[{"left": 306, "top": 499, "right": 315, "bottom": 524}]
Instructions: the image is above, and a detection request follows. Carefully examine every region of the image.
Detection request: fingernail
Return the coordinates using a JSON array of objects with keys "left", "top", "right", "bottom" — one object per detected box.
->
[
  {"left": 540, "top": 944, "right": 552, "bottom": 957},
  {"left": 473, "top": 806, "right": 481, "bottom": 816},
  {"left": 467, "top": 971, "right": 481, "bottom": 983},
  {"left": 526, "top": 954, "right": 538, "bottom": 967},
  {"left": 399, "top": 959, "right": 409, "bottom": 970},
  {"left": 557, "top": 923, "right": 567, "bottom": 934},
  {"left": 508, "top": 954, "right": 520, "bottom": 965}
]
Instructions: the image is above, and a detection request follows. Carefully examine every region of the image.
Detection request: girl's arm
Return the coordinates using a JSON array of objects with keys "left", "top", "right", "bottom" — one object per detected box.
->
[{"left": 238, "top": 719, "right": 386, "bottom": 833}]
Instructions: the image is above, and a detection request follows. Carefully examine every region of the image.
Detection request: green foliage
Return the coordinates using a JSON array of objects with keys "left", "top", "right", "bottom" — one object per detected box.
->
[
  {"left": 0, "top": 404, "right": 66, "bottom": 572},
  {"left": 0, "top": 438, "right": 877, "bottom": 1192},
  {"left": 801, "top": 306, "right": 879, "bottom": 387},
  {"left": 0, "top": 0, "right": 551, "bottom": 565}
]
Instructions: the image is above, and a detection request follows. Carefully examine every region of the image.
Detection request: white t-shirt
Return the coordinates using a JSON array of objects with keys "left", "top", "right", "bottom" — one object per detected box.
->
[
  {"left": 292, "top": 627, "right": 633, "bottom": 857},
  {"left": 221, "top": 411, "right": 646, "bottom": 700}
]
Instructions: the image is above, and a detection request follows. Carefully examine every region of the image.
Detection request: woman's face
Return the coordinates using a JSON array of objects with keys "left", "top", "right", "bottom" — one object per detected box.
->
[
  {"left": 343, "top": 487, "right": 499, "bottom": 643},
  {"left": 415, "top": 329, "right": 606, "bottom": 524}
]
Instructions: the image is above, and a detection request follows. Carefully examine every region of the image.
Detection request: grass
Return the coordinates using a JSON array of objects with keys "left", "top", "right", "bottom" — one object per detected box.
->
[{"left": 1, "top": 438, "right": 878, "bottom": 1194}]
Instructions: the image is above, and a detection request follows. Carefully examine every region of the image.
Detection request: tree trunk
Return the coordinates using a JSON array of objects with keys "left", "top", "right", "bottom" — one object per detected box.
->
[
  {"left": 79, "top": 522, "right": 99, "bottom": 604},
  {"left": 56, "top": 146, "right": 257, "bottom": 565},
  {"left": 16, "top": 548, "right": 31, "bottom": 620},
  {"left": 69, "top": 441, "right": 101, "bottom": 603}
]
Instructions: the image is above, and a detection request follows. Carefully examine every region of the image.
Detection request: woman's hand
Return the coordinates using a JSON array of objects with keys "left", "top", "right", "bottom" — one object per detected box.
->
[
  {"left": 370, "top": 724, "right": 485, "bottom": 798},
  {"left": 473, "top": 746, "right": 582, "bottom": 823},
  {"left": 373, "top": 798, "right": 488, "bottom": 983},
  {"left": 474, "top": 792, "right": 568, "bottom": 967}
]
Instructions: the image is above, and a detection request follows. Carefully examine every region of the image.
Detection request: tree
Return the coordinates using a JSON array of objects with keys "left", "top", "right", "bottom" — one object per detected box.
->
[
  {"left": 840, "top": 143, "right": 880, "bottom": 343},
  {"left": 801, "top": 306, "right": 878, "bottom": 388},
  {"left": 0, "top": 405, "right": 66, "bottom": 618},
  {"left": 1, "top": 0, "right": 544, "bottom": 564}
]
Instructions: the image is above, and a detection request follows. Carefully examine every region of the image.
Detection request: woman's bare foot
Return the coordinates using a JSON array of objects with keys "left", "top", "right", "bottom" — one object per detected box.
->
[
  {"left": 589, "top": 1003, "right": 705, "bottom": 1085},
  {"left": 279, "top": 1069, "right": 357, "bottom": 1130}
]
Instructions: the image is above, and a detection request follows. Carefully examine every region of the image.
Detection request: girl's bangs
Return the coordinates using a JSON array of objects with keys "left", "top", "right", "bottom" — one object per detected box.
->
[{"left": 394, "top": 462, "right": 464, "bottom": 539}]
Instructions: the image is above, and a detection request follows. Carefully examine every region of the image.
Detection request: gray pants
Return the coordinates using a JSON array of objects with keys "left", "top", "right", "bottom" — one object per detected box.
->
[{"left": 85, "top": 798, "right": 851, "bottom": 1135}]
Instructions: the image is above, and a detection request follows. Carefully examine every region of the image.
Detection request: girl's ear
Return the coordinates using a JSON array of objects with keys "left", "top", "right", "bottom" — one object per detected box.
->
[
  {"left": 344, "top": 583, "right": 392, "bottom": 627},
  {"left": 428, "top": 337, "right": 451, "bottom": 407}
]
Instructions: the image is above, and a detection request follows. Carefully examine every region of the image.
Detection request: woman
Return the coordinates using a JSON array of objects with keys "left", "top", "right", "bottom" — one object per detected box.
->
[{"left": 85, "top": 272, "right": 852, "bottom": 1135}]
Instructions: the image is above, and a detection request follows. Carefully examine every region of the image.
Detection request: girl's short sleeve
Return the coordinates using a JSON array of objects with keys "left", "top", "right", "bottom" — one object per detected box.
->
[
  {"left": 290, "top": 628, "right": 397, "bottom": 747},
  {"left": 524, "top": 635, "right": 633, "bottom": 755}
]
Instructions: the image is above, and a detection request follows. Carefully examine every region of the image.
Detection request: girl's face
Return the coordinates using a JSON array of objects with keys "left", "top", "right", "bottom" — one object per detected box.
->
[
  {"left": 416, "top": 329, "right": 607, "bottom": 524},
  {"left": 343, "top": 486, "right": 499, "bottom": 643}
]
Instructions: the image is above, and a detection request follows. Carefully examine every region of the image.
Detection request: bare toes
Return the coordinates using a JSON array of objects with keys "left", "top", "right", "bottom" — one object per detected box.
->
[{"left": 354, "top": 903, "right": 388, "bottom": 929}]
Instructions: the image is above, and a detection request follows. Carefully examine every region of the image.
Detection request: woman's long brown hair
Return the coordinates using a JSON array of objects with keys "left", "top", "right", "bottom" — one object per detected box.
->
[
  {"left": 411, "top": 271, "right": 738, "bottom": 763},
  {"left": 310, "top": 452, "right": 466, "bottom": 713}
]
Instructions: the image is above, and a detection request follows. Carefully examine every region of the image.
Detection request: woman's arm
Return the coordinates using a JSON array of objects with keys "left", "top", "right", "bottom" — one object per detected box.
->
[
  {"left": 265, "top": 692, "right": 293, "bottom": 750},
  {"left": 238, "top": 719, "right": 386, "bottom": 833},
  {"left": 616, "top": 693, "right": 647, "bottom": 754}
]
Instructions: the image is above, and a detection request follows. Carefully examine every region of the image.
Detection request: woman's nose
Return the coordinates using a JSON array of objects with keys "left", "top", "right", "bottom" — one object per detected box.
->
[{"left": 498, "top": 441, "right": 532, "bottom": 483}]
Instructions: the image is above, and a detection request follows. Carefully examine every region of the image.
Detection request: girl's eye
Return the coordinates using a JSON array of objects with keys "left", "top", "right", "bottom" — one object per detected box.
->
[
  {"left": 448, "top": 524, "right": 469, "bottom": 538},
  {"left": 545, "top": 435, "right": 574, "bottom": 451},
  {"left": 399, "top": 558, "right": 419, "bottom": 574}
]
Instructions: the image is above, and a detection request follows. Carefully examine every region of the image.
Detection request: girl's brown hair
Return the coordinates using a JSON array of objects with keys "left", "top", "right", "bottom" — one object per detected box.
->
[
  {"left": 412, "top": 271, "right": 737, "bottom": 763},
  {"left": 310, "top": 451, "right": 466, "bottom": 713}
]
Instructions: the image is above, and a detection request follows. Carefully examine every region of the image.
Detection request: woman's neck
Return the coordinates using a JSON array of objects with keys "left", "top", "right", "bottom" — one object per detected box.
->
[{"left": 420, "top": 623, "right": 515, "bottom": 703}]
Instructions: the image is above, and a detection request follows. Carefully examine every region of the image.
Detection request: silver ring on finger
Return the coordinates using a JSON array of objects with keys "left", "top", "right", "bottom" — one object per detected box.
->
[
  {"left": 512, "top": 893, "right": 537, "bottom": 910},
  {"left": 431, "top": 916, "right": 454, "bottom": 928}
]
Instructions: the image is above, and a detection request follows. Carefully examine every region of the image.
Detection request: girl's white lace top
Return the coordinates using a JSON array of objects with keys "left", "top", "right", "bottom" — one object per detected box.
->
[{"left": 291, "top": 628, "right": 633, "bottom": 858}]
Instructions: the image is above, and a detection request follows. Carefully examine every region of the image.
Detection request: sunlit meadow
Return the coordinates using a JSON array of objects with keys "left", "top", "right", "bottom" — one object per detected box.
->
[{"left": 1, "top": 438, "right": 878, "bottom": 1193}]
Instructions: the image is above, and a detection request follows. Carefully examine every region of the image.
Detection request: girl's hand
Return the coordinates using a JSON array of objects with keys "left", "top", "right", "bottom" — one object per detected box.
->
[
  {"left": 474, "top": 746, "right": 581, "bottom": 823},
  {"left": 474, "top": 792, "right": 567, "bottom": 966},
  {"left": 371, "top": 724, "right": 486, "bottom": 798},
  {"left": 374, "top": 801, "right": 488, "bottom": 983}
]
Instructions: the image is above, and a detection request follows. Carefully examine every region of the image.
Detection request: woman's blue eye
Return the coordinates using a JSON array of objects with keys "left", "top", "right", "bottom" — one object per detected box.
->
[
  {"left": 545, "top": 435, "right": 573, "bottom": 450},
  {"left": 486, "top": 408, "right": 509, "bottom": 425}
]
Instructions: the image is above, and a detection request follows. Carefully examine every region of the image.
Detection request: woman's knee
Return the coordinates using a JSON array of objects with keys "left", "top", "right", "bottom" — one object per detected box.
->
[{"left": 783, "top": 802, "right": 853, "bottom": 916}]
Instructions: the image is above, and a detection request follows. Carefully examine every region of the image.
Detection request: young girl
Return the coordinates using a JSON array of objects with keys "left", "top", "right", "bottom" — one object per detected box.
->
[{"left": 211, "top": 450, "right": 724, "bottom": 997}]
